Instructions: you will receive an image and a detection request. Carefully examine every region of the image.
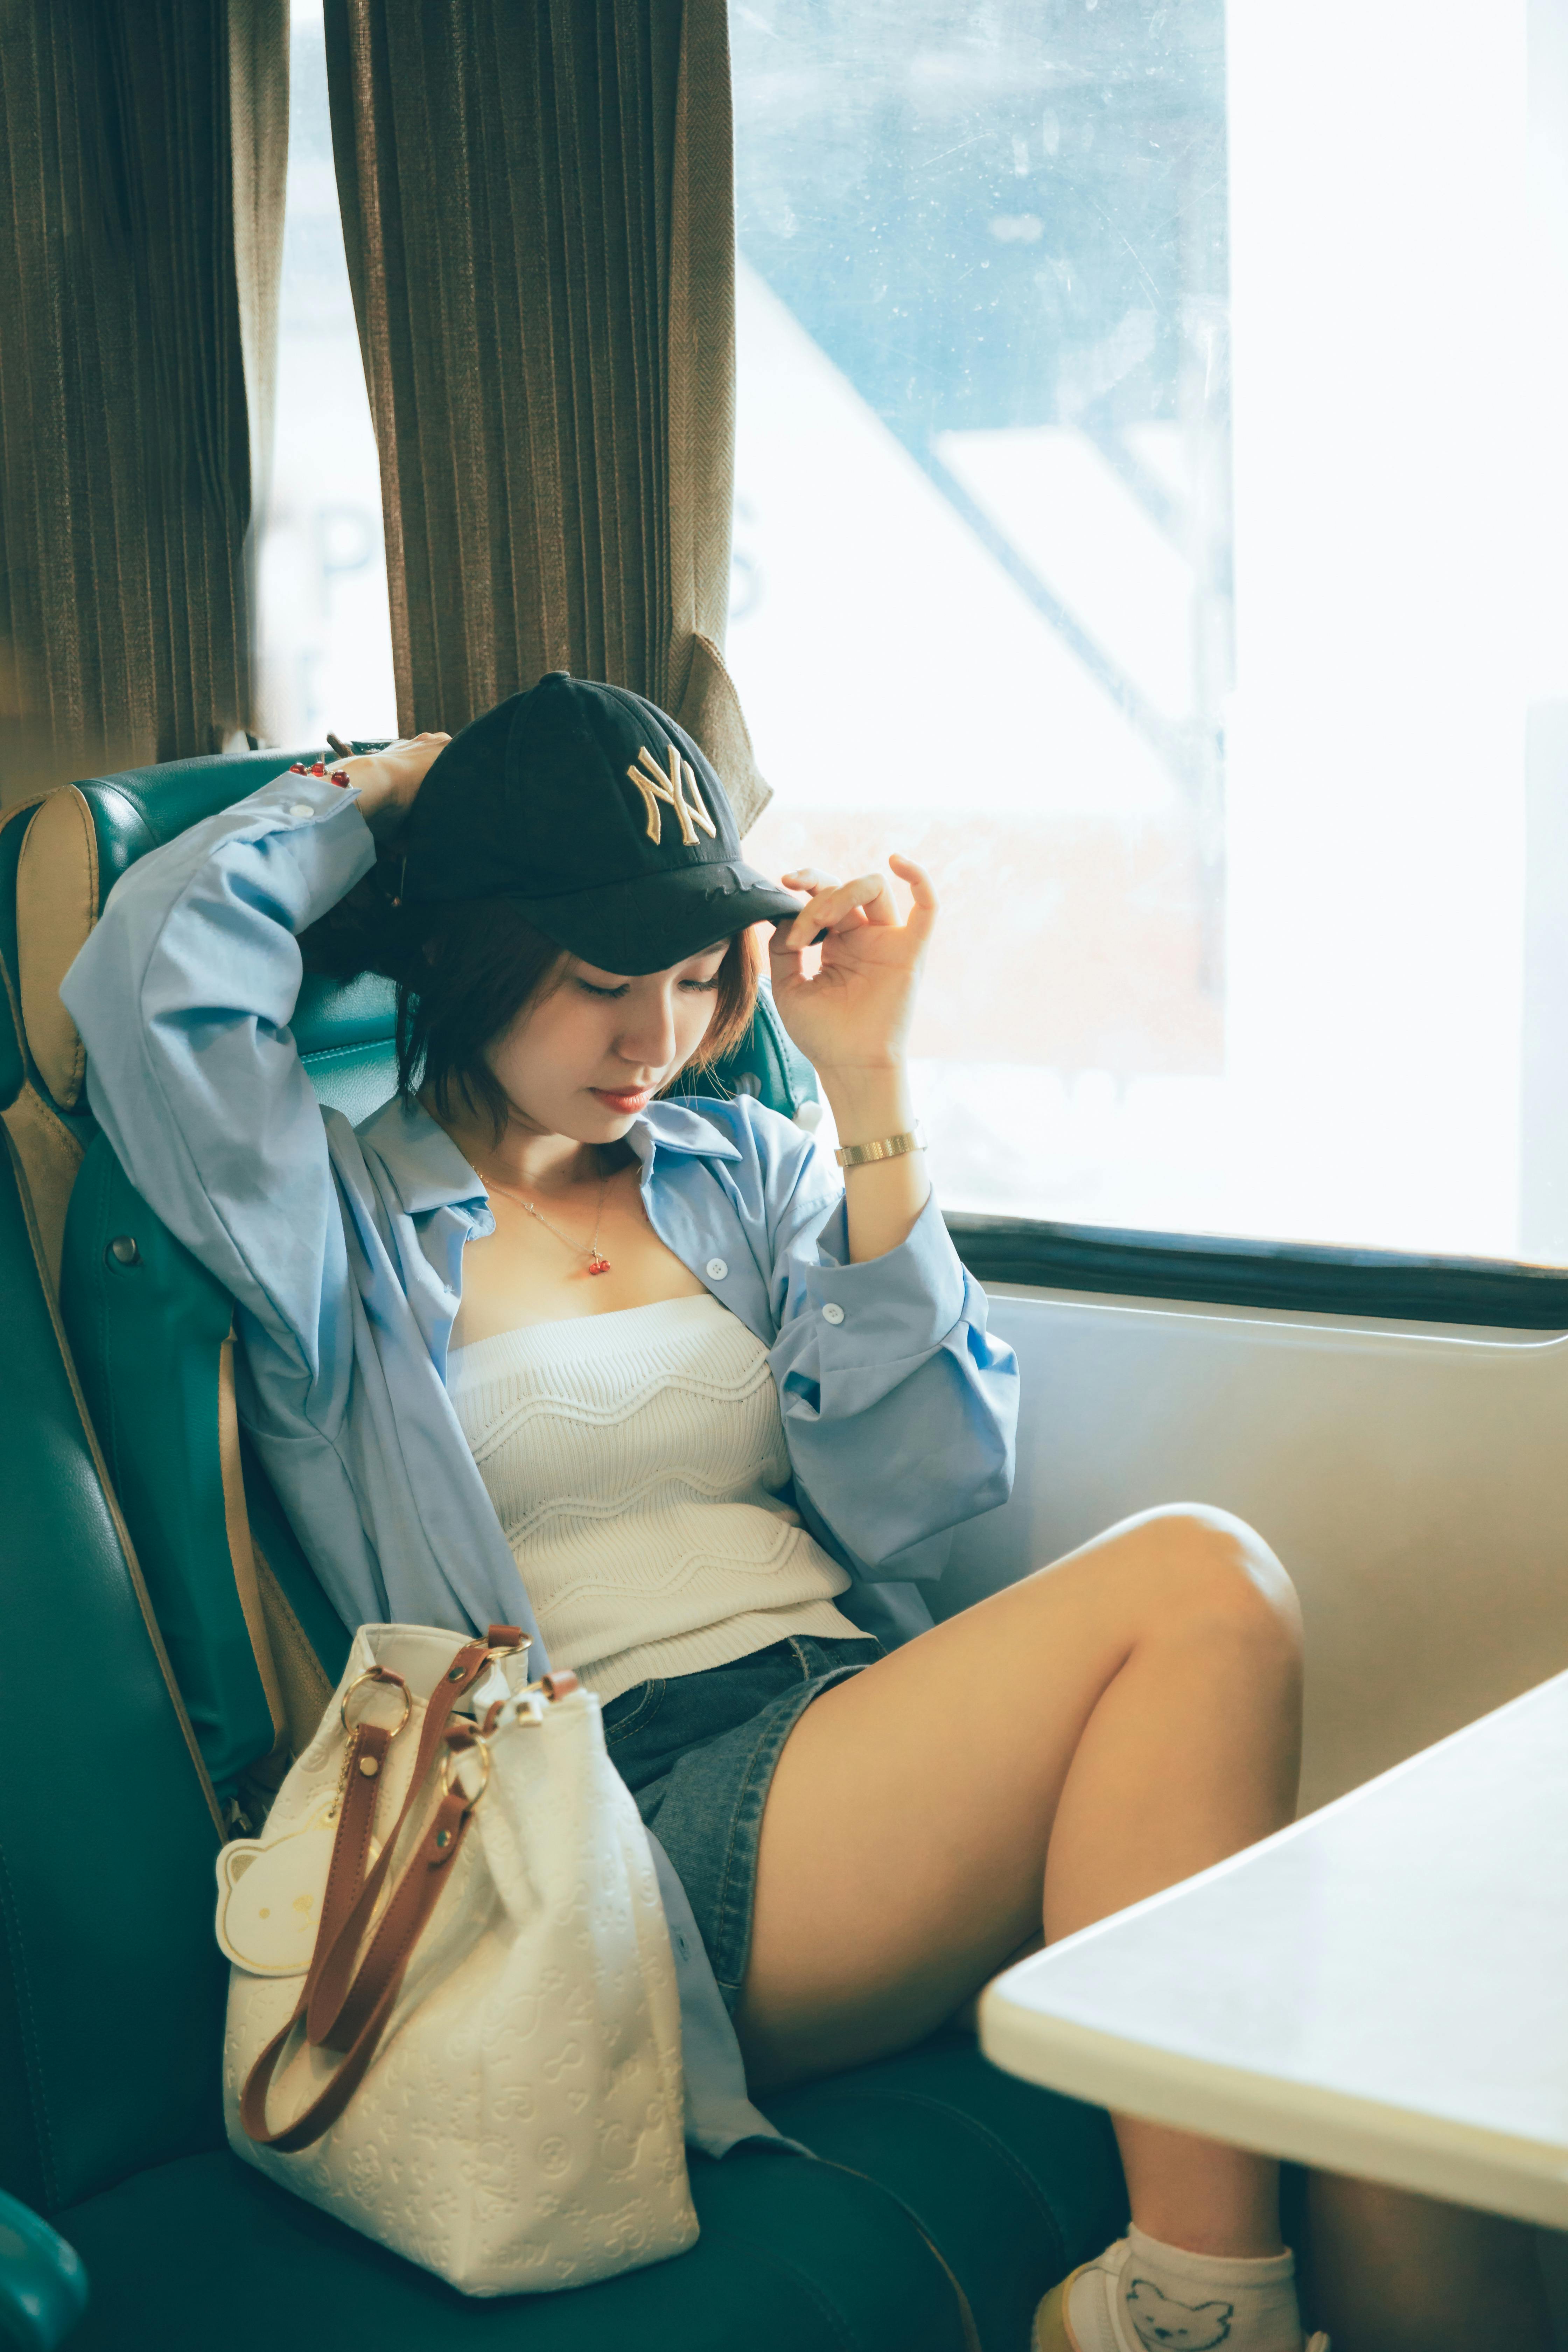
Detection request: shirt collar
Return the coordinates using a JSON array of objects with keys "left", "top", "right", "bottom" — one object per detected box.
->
[
  {"left": 357, "top": 1089, "right": 741, "bottom": 1217},
  {"left": 629, "top": 1097, "right": 742, "bottom": 1163},
  {"left": 357, "top": 1094, "right": 488, "bottom": 1216}
]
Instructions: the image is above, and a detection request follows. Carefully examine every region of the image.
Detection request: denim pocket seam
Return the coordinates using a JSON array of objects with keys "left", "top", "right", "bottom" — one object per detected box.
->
[{"left": 604, "top": 1678, "right": 667, "bottom": 1746}]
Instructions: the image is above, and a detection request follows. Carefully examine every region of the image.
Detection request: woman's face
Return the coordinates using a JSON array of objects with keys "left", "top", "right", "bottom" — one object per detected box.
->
[{"left": 483, "top": 941, "right": 730, "bottom": 1142}]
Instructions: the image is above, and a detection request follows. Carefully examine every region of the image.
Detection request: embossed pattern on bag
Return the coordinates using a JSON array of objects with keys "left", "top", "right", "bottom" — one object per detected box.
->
[{"left": 217, "top": 1622, "right": 698, "bottom": 2295}]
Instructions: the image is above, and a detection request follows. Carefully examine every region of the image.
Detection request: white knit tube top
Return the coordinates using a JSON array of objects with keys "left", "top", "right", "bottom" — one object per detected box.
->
[{"left": 447, "top": 1293, "right": 867, "bottom": 1701}]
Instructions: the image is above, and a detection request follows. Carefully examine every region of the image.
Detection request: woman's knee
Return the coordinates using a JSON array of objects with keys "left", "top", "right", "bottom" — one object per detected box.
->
[{"left": 1118, "top": 1502, "right": 1303, "bottom": 1662}]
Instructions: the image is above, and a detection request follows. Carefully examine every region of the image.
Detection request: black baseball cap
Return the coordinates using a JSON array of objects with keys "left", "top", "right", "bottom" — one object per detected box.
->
[{"left": 398, "top": 673, "right": 803, "bottom": 974}]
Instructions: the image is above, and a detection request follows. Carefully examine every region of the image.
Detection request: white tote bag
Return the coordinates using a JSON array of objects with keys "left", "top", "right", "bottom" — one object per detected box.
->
[{"left": 216, "top": 1621, "right": 698, "bottom": 2294}]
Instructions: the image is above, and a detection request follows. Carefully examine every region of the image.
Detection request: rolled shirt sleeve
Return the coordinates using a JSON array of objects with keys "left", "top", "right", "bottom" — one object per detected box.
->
[
  {"left": 766, "top": 1158, "right": 1019, "bottom": 1577},
  {"left": 59, "top": 774, "right": 378, "bottom": 1400}
]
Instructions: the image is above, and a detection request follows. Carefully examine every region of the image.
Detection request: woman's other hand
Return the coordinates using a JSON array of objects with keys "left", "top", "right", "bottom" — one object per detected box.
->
[
  {"left": 335, "top": 732, "right": 451, "bottom": 840},
  {"left": 767, "top": 854, "right": 936, "bottom": 1082}
]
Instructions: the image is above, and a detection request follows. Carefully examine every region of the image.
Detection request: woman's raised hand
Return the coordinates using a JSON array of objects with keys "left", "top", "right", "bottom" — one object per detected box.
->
[
  {"left": 766, "top": 855, "right": 937, "bottom": 1079},
  {"left": 338, "top": 731, "right": 452, "bottom": 840}
]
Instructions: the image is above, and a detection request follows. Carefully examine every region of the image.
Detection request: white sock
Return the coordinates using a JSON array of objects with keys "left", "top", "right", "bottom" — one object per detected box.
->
[{"left": 1063, "top": 2223, "right": 1306, "bottom": 2352}]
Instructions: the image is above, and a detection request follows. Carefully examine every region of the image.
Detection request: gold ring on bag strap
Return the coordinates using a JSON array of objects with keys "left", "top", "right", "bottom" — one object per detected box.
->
[
  {"left": 339, "top": 1665, "right": 412, "bottom": 1737},
  {"left": 485, "top": 1631, "right": 531, "bottom": 1665},
  {"left": 439, "top": 1733, "right": 491, "bottom": 1808}
]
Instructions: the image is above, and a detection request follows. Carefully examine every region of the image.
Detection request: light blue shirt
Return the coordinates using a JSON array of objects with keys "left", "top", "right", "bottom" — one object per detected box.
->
[{"left": 62, "top": 767, "right": 1019, "bottom": 2150}]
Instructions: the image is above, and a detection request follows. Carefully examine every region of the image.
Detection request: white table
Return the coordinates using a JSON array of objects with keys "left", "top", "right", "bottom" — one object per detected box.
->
[{"left": 980, "top": 1670, "right": 1568, "bottom": 2227}]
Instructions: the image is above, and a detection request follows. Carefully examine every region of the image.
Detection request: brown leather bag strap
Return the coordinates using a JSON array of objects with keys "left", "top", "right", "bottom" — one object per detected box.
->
[
  {"left": 240, "top": 1771, "right": 478, "bottom": 2154},
  {"left": 300, "top": 1718, "right": 394, "bottom": 2014},
  {"left": 304, "top": 1637, "right": 491, "bottom": 2045},
  {"left": 322, "top": 1726, "right": 485, "bottom": 2053},
  {"left": 231, "top": 1695, "right": 404, "bottom": 2141}
]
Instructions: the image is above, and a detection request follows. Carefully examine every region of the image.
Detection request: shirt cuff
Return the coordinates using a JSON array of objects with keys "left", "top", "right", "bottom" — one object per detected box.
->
[
  {"left": 248, "top": 769, "right": 371, "bottom": 832},
  {"left": 798, "top": 1188, "right": 967, "bottom": 1360},
  {"left": 244, "top": 772, "right": 377, "bottom": 919}
]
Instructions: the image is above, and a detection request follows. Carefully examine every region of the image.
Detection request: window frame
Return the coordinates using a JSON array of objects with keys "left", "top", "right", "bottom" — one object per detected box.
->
[{"left": 945, "top": 1213, "right": 1568, "bottom": 1330}]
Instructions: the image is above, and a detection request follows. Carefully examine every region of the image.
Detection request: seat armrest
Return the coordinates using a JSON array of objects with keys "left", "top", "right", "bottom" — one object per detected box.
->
[{"left": 0, "top": 2192, "right": 89, "bottom": 2349}]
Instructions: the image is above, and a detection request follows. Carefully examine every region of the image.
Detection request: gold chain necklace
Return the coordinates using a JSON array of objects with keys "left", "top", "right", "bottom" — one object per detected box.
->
[{"left": 481, "top": 1159, "right": 612, "bottom": 1276}]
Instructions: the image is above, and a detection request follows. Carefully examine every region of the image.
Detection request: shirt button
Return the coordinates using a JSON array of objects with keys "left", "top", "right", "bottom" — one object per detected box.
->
[
  {"left": 821, "top": 1302, "right": 845, "bottom": 1325},
  {"left": 287, "top": 801, "right": 315, "bottom": 820},
  {"left": 705, "top": 1258, "right": 728, "bottom": 1281}
]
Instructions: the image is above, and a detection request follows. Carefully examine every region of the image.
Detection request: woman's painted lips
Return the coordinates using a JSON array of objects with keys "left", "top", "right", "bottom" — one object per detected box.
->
[{"left": 592, "top": 1086, "right": 654, "bottom": 1114}]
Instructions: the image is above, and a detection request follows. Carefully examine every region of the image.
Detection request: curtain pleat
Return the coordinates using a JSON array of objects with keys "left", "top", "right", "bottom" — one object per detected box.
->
[
  {"left": 323, "top": 0, "right": 768, "bottom": 827},
  {"left": 0, "top": 0, "right": 286, "bottom": 804}
]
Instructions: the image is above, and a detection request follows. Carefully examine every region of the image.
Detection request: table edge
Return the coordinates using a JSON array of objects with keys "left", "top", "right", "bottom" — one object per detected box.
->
[{"left": 978, "top": 1998, "right": 1568, "bottom": 2229}]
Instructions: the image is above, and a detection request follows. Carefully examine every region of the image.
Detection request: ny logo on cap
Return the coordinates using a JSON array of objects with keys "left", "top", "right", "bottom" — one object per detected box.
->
[{"left": 626, "top": 743, "right": 717, "bottom": 848}]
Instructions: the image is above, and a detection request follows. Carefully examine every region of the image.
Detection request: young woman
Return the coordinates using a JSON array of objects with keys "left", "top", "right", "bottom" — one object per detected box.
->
[{"left": 64, "top": 678, "right": 1550, "bottom": 2352}]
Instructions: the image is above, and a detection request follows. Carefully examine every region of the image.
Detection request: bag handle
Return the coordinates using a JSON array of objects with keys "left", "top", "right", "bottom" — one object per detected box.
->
[
  {"left": 296, "top": 1665, "right": 407, "bottom": 2023},
  {"left": 306, "top": 1628, "right": 521, "bottom": 2047},
  {"left": 239, "top": 1625, "right": 525, "bottom": 2149},
  {"left": 240, "top": 1728, "right": 485, "bottom": 2152}
]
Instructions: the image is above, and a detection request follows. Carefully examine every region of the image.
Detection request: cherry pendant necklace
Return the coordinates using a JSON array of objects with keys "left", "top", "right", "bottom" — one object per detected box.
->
[{"left": 484, "top": 1159, "right": 612, "bottom": 1275}]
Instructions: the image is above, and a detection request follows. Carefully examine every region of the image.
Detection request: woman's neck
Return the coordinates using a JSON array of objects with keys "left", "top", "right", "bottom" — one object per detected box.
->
[{"left": 424, "top": 1091, "right": 611, "bottom": 1199}]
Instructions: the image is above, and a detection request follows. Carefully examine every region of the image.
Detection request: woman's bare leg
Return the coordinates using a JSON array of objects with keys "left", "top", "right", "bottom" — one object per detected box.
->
[
  {"left": 735, "top": 1505, "right": 1553, "bottom": 2340},
  {"left": 735, "top": 1502, "right": 1303, "bottom": 2255}
]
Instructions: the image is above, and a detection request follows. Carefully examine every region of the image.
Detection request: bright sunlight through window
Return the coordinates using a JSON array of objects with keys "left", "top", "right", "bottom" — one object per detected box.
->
[
  {"left": 256, "top": 0, "right": 396, "bottom": 751},
  {"left": 728, "top": 0, "right": 1568, "bottom": 1265},
  {"left": 257, "top": 0, "right": 1568, "bottom": 1266}
]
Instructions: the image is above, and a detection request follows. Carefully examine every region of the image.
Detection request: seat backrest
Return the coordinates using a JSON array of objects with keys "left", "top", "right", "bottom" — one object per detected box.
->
[
  {"left": 1, "top": 751, "right": 819, "bottom": 1812},
  {"left": 0, "top": 1034, "right": 229, "bottom": 2217}
]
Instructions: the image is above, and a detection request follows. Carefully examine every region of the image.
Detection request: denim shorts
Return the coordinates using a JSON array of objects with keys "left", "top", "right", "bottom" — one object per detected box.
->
[{"left": 601, "top": 1633, "right": 881, "bottom": 2010}]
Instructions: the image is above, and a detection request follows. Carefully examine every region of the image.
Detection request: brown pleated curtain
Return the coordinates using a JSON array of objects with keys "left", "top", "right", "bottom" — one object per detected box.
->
[
  {"left": 323, "top": 0, "right": 768, "bottom": 827},
  {"left": 0, "top": 0, "right": 286, "bottom": 805}
]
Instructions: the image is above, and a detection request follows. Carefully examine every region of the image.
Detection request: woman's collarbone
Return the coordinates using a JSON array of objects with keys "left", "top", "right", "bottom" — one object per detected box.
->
[{"left": 453, "top": 1211, "right": 709, "bottom": 1346}]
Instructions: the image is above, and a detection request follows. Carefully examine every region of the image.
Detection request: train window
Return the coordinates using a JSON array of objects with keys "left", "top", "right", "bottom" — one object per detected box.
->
[
  {"left": 729, "top": 0, "right": 1568, "bottom": 1270},
  {"left": 255, "top": 0, "right": 1568, "bottom": 1284},
  {"left": 256, "top": 0, "right": 396, "bottom": 747}
]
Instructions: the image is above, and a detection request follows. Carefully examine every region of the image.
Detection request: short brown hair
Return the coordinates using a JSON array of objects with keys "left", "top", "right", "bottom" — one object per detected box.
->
[{"left": 302, "top": 867, "right": 761, "bottom": 1143}]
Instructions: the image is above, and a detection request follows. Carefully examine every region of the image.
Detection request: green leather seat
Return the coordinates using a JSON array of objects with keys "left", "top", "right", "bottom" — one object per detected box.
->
[{"left": 0, "top": 752, "right": 1125, "bottom": 2350}]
